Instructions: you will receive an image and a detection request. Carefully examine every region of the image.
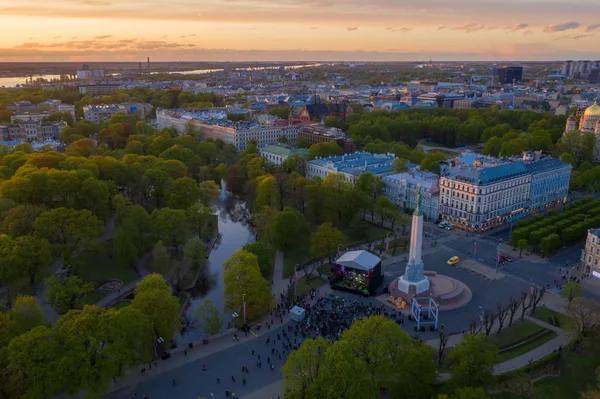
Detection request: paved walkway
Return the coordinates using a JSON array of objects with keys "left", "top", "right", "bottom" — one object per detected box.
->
[
  {"left": 94, "top": 251, "right": 152, "bottom": 308},
  {"left": 271, "top": 251, "right": 286, "bottom": 296}
]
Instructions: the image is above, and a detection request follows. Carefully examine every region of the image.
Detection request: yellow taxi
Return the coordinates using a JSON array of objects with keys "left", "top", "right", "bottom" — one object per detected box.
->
[{"left": 447, "top": 256, "right": 460, "bottom": 265}]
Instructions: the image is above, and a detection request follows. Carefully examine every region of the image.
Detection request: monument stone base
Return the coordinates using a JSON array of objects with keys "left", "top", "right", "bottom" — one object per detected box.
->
[
  {"left": 387, "top": 271, "right": 472, "bottom": 311},
  {"left": 397, "top": 276, "right": 430, "bottom": 296}
]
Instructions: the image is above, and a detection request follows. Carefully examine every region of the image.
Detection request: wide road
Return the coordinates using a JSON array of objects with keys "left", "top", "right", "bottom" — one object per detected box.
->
[{"left": 107, "top": 324, "right": 292, "bottom": 399}]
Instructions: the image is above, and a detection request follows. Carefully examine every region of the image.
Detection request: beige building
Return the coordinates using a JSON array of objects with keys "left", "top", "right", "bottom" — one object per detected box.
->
[{"left": 583, "top": 228, "right": 600, "bottom": 276}]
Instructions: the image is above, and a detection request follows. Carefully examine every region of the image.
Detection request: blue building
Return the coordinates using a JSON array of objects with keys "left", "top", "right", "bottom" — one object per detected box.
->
[
  {"left": 439, "top": 151, "right": 572, "bottom": 231},
  {"left": 383, "top": 169, "right": 440, "bottom": 221},
  {"left": 306, "top": 151, "right": 396, "bottom": 184},
  {"left": 519, "top": 152, "right": 572, "bottom": 212}
]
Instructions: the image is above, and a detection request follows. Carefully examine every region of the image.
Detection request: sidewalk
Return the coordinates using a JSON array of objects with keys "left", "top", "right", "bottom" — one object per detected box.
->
[{"left": 94, "top": 251, "right": 151, "bottom": 308}]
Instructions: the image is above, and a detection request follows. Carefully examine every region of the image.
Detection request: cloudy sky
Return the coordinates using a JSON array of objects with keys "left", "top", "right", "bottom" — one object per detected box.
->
[{"left": 0, "top": 0, "right": 599, "bottom": 61}]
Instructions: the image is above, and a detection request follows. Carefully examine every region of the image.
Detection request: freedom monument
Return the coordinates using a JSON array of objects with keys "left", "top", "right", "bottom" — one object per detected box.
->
[{"left": 389, "top": 186, "right": 472, "bottom": 311}]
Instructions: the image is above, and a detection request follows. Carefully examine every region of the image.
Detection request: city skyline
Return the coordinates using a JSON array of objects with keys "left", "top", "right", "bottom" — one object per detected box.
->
[{"left": 0, "top": 0, "right": 599, "bottom": 61}]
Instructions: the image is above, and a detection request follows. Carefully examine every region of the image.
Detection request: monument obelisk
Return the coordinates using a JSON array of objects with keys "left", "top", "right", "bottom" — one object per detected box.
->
[{"left": 397, "top": 185, "right": 430, "bottom": 297}]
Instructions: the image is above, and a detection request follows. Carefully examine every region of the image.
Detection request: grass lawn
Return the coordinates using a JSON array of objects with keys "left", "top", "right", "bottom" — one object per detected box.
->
[
  {"left": 82, "top": 289, "right": 111, "bottom": 305},
  {"left": 534, "top": 346, "right": 600, "bottom": 398},
  {"left": 112, "top": 300, "right": 131, "bottom": 310},
  {"left": 495, "top": 331, "right": 558, "bottom": 363},
  {"left": 343, "top": 223, "right": 391, "bottom": 243},
  {"left": 490, "top": 320, "right": 545, "bottom": 349},
  {"left": 294, "top": 275, "right": 327, "bottom": 296},
  {"left": 283, "top": 240, "right": 311, "bottom": 278},
  {"left": 283, "top": 222, "right": 391, "bottom": 278},
  {"left": 531, "top": 306, "right": 566, "bottom": 327},
  {"left": 385, "top": 237, "right": 409, "bottom": 255},
  {"left": 75, "top": 240, "right": 139, "bottom": 286}
]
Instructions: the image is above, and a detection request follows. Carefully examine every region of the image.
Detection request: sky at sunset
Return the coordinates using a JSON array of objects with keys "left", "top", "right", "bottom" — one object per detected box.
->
[{"left": 0, "top": 0, "right": 599, "bottom": 61}]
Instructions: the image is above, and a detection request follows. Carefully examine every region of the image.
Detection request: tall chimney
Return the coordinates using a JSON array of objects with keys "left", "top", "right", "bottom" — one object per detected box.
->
[{"left": 147, "top": 57, "right": 150, "bottom": 68}]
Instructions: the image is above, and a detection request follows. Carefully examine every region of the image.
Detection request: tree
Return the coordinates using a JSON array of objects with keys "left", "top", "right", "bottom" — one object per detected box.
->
[
  {"left": 187, "top": 203, "right": 214, "bottom": 239},
  {"left": 142, "top": 168, "right": 171, "bottom": 207},
  {"left": 7, "top": 325, "right": 62, "bottom": 399},
  {"left": 65, "top": 138, "right": 97, "bottom": 157},
  {"left": 34, "top": 207, "right": 103, "bottom": 271},
  {"left": 562, "top": 281, "right": 583, "bottom": 309},
  {"left": 198, "top": 180, "right": 220, "bottom": 206},
  {"left": 453, "top": 387, "right": 491, "bottom": 399},
  {"left": 131, "top": 274, "right": 181, "bottom": 343},
  {"left": 150, "top": 240, "right": 175, "bottom": 276},
  {"left": 45, "top": 276, "right": 94, "bottom": 314},
  {"left": 243, "top": 241, "right": 274, "bottom": 279},
  {"left": 52, "top": 305, "right": 152, "bottom": 397},
  {"left": 449, "top": 333, "right": 498, "bottom": 387},
  {"left": 223, "top": 250, "right": 273, "bottom": 321},
  {"left": 113, "top": 226, "right": 138, "bottom": 268},
  {"left": 196, "top": 298, "right": 222, "bottom": 336},
  {"left": 567, "top": 297, "right": 600, "bottom": 348},
  {"left": 392, "top": 158, "right": 409, "bottom": 173},
  {"left": 11, "top": 295, "right": 47, "bottom": 334},
  {"left": 183, "top": 237, "right": 206, "bottom": 281},
  {"left": 282, "top": 337, "right": 331, "bottom": 399},
  {"left": 278, "top": 135, "right": 289, "bottom": 144},
  {"left": 272, "top": 209, "right": 303, "bottom": 255},
  {"left": 151, "top": 208, "right": 190, "bottom": 251},
  {"left": 11, "top": 235, "right": 53, "bottom": 286},
  {"left": 340, "top": 315, "right": 436, "bottom": 396},
  {"left": 255, "top": 175, "right": 281, "bottom": 209},
  {"left": 518, "top": 238, "right": 528, "bottom": 257},
  {"left": 310, "top": 223, "right": 346, "bottom": 265},
  {"left": 296, "top": 136, "right": 309, "bottom": 148},
  {"left": 268, "top": 106, "right": 290, "bottom": 120},
  {"left": 310, "top": 340, "right": 379, "bottom": 399},
  {"left": 308, "top": 141, "right": 343, "bottom": 159},
  {"left": 167, "top": 177, "right": 200, "bottom": 209},
  {"left": 1, "top": 204, "right": 46, "bottom": 237}
]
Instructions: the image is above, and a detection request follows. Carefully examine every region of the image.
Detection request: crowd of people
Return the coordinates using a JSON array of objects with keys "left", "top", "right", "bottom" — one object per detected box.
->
[{"left": 298, "top": 295, "right": 404, "bottom": 341}]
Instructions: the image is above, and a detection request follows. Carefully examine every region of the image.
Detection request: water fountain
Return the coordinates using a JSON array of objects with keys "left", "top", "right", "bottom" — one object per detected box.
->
[{"left": 220, "top": 178, "right": 228, "bottom": 200}]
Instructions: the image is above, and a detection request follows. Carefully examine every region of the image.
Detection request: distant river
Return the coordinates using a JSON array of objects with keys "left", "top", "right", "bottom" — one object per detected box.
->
[
  {"left": 0, "top": 74, "right": 64, "bottom": 88},
  {"left": 0, "top": 63, "right": 325, "bottom": 87}
]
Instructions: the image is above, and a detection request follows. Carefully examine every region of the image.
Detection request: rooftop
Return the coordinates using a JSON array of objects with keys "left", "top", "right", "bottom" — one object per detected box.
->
[
  {"left": 590, "top": 228, "right": 600, "bottom": 238},
  {"left": 383, "top": 170, "right": 439, "bottom": 190},
  {"left": 309, "top": 151, "right": 395, "bottom": 176},
  {"left": 446, "top": 161, "right": 529, "bottom": 185},
  {"left": 260, "top": 143, "right": 308, "bottom": 158}
]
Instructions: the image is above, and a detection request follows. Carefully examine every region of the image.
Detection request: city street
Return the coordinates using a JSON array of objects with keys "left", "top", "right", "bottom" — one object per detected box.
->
[{"left": 106, "top": 225, "right": 592, "bottom": 399}]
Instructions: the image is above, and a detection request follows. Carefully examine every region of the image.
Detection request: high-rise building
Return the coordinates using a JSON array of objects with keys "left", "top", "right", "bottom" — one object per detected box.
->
[
  {"left": 561, "top": 60, "right": 600, "bottom": 78},
  {"left": 497, "top": 66, "right": 523, "bottom": 85}
]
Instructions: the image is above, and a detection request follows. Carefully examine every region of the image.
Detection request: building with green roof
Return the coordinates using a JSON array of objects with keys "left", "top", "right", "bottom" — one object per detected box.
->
[{"left": 259, "top": 143, "right": 308, "bottom": 166}]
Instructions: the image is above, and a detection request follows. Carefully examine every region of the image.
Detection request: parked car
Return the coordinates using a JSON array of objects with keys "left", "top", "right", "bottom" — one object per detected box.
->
[
  {"left": 438, "top": 222, "right": 448, "bottom": 228},
  {"left": 446, "top": 225, "right": 455, "bottom": 230},
  {"left": 447, "top": 256, "right": 460, "bottom": 265},
  {"left": 499, "top": 254, "right": 512, "bottom": 263}
]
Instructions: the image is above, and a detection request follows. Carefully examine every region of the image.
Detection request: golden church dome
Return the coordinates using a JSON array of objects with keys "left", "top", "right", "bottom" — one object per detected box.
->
[{"left": 584, "top": 101, "right": 600, "bottom": 117}]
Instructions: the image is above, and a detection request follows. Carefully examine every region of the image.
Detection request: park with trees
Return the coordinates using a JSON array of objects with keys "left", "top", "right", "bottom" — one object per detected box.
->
[{"left": 511, "top": 197, "right": 600, "bottom": 256}]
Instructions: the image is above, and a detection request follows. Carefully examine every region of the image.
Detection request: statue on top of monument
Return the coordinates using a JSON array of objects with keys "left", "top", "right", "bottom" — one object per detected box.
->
[{"left": 413, "top": 184, "right": 422, "bottom": 217}]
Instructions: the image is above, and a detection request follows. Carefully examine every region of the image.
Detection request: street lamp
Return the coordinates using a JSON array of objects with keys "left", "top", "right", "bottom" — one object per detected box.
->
[
  {"left": 473, "top": 235, "right": 479, "bottom": 262},
  {"left": 293, "top": 264, "right": 299, "bottom": 297},
  {"left": 242, "top": 294, "right": 247, "bottom": 327},
  {"left": 495, "top": 239, "right": 503, "bottom": 274}
]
